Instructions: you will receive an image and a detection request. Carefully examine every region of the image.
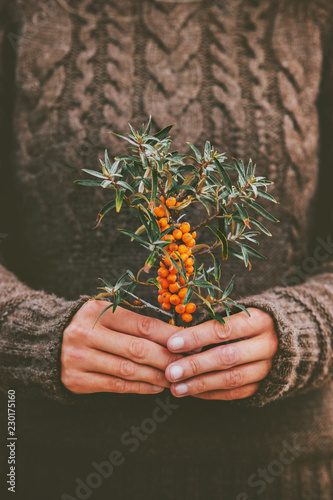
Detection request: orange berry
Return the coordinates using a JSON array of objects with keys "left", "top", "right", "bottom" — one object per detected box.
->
[
  {"left": 182, "top": 313, "right": 192, "bottom": 323},
  {"left": 169, "top": 244, "right": 178, "bottom": 252},
  {"left": 160, "top": 279, "right": 169, "bottom": 289},
  {"left": 158, "top": 288, "right": 164, "bottom": 295},
  {"left": 167, "top": 274, "right": 177, "bottom": 283},
  {"left": 185, "top": 303, "right": 196, "bottom": 313},
  {"left": 180, "top": 222, "right": 191, "bottom": 233},
  {"left": 179, "top": 275, "right": 187, "bottom": 285},
  {"left": 160, "top": 196, "right": 165, "bottom": 203},
  {"left": 158, "top": 268, "right": 169, "bottom": 278},
  {"left": 162, "top": 302, "right": 171, "bottom": 311},
  {"left": 170, "top": 294, "right": 181, "bottom": 305},
  {"left": 178, "top": 244, "right": 187, "bottom": 254},
  {"left": 161, "top": 235, "right": 174, "bottom": 242},
  {"left": 175, "top": 304, "right": 186, "bottom": 314},
  {"left": 180, "top": 253, "right": 188, "bottom": 262},
  {"left": 166, "top": 197, "right": 176, "bottom": 207},
  {"left": 187, "top": 238, "right": 196, "bottom": 248},
  {"left": 159, "top": 217, "right": 168, "bottom": 227},
  {"left": 158, "top": 295, "right": 164, "bottom": 304},
  {"left": 173, "top": 229, "right": 183, "bottom": 239},
  {"left": 162, "top": 292, "right": 172, "bottom": 303},
  {"left": 186, "top": 266, "right": 194, "bottom": 274},
  {"left": 176, "top": 202, "right": 181, "bottom": 207},
  {"left": 169, "top": 282, "right": 180, "bottom": 293},
  {"left": 182, "top": 233, "right": 192, "bottom": 244},
  {"left": 192, "top": 231, "right": 197, "bottom": 239},
  {"left": 185, "top": 257, "right": 194, "bottom": 266},
  {"left": 178, "top": 288, "right": 188, "bottom": 299},
  {"left": 163, "top": 256, "right": 172, "bottom": 267},
  {"left": 154, "top": 206, "right": 165, "bottom": 218},
  {"left": 170, "top": 251, "right": 179, "bottom": 261},
  {"left": 186, "top": 248, "right": 192, "bottom": 255},
  {"left": 169, "top": 266, "right": 178, "bottom": 274}
]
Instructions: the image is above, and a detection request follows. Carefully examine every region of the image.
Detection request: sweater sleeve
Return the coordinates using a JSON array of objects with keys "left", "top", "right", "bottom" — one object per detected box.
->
[
  {"left": 0, "top": 1, "right": 90, "bottom": 403},
  {"left": 236, "top": 27, "right": 333, "bottom": 408}
]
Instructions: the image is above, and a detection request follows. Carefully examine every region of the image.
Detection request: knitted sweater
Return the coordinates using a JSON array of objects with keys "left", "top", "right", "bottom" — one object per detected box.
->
[{"left": 0, "top": 1, "right": 333, "bottom": 499}]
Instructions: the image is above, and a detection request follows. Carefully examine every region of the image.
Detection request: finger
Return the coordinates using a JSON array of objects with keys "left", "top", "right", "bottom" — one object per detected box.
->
[
  {"left": 166, "top": 331, "right": 277, "bottom": 382},
  {"left": 81, "top": 348, "right": 171, "bottom": 388},
  {"left": 87, "top": 324, "right": 182, "bottom": 371},
  {"left": 167, "top": 308, "right": 274, "bottom": 352},
  {"left": 62, "top": 370, "right": 166, "bottom": 395},
  {"left": 97, "top": 305, "right": 179, "bottom": 346},
  {"left": 192, "top": 382, "right": 260, "bottom": 400},
  {"left": 170, "top": 360, "right": 271, "bottom": 397}
]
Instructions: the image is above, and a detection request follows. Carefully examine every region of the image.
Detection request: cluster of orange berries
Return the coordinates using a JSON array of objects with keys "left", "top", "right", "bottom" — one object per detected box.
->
[{"left": 154, "top": 197, "right": 197, "bottom": 323}]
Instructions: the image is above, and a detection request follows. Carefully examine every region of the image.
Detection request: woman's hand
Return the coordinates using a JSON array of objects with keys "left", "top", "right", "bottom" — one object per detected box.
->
[
  {"left": 165, "top": 308, "right": 278, "bottom": 400},
  {"left": 61, "top": 300, "right": 182, "bottom": 395}
]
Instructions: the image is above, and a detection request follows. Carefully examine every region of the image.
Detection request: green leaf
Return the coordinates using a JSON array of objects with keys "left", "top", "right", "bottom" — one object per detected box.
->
[
  {"left": 118, "top": 229, "right": 148, "bottom": 245},
  {"left": 206, "top": 225, "right": 228, "bottom": 260},
  {"left": 196, "top": 195, "right": 211, "bottom": 214},
  {"left": 116, "top": 190, "right": 125, "bottom": 212},
  {"left": 144, "top": 251, "right": 159, "bottom": 272},
  {"left": 93, "top": 303, "right": 114, "bottom": 327},
  {"left": 81, "top": 169, "right": 106, "bottom": 179},
  {"left": 151, "top": 168, "right": 158, "bottom": 200},
  {"left": 212, "top": 254, "right": 221, "bottom": 282},
  {"left": 153, "top": 124, "right": 174, "bottom": 141},
  {"left": 93, "top": 200, "right": 116, "bottom": 228},
  {"left": 232, "top": 158, "right": 246, "bottom": 184},
  {"left": 242, "top": 244, "right": 267, "bottom": 260},
  {"left": 222, "top": 274, "right": 235, "bottom": 299},
  {"left": 182, "top": 286, "right": 193, "bottom": 306},
  {"left": 145, "top": 116, "right": 152, "bottom": 135},
  {"left": 234, "top": 203, "right": 250, "bottom": 228},
  {"left": 256, "top": 189, "right": 278, "bottom": 203},
  {"left": 74, "top": 179, "right": 102, "bottom": 187},
  {"left": 214, "top": 158, "right": 232, "bottom": 192},
  {"left": 248, "top": 217, "right": 272, "bottom": 236},
  {"left": 187, "top": 142, "right": 202, "bottom": 162},
  {"left": 243, "top": 199, "right": 279, "bottom": 223},
  {"left": 116, "top": 155, "right": 140, "bottom": 162},
  {"left": 117, "top": 181, "right": 135, "bottom": 193},
  {"left": 105, "top": 149, "right": 112, "bottom": 174}
]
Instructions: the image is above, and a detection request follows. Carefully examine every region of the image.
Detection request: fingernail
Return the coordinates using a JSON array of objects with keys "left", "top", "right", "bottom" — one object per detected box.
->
[
  {"left": 153, "top": 385, "right": 164, "bottom": 392},
  {"left": 169, "top": 336, "right": 184, "bottom": 350},
  {"left": 174, "top": 383, "right": 188, "bottom": 395},
  {"left": 169, "top": 365, "right": 183, "bottom": 381}
]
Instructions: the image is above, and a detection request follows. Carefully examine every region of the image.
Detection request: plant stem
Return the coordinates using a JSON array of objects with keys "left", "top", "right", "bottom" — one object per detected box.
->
[{"left": 123, "top": 290, "right": 173, "bottom": 318}]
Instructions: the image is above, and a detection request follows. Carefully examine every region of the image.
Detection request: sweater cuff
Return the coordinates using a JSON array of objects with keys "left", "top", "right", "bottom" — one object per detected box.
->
[
  {"left": 0, "top": 294, "right": 91, "bottom": 404},
  {"left": 237, "top": 286, "right": 325, "bottom": 407}
]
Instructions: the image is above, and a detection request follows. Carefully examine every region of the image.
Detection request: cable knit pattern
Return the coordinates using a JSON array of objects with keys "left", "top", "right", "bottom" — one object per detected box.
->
[
  {"left": 142, "top": 0, "right": 203, "bottom": 150},
  {"left": 1, "top": 1, "right": 333, "bottom": 498}
]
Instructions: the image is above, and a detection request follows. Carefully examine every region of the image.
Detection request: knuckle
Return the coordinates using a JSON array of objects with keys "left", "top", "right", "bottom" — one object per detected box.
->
[
  {"left": 188, "top": 356, "right": 201, "bottom": 376},
  {"left": 63, "top": 323, "right": 87, "bottom": 344},
  {"left": 137, "top": 316, "right": 157, "bottom": 338},
  {"left": 225, "top": 369, "right": 242, "bottom": 388},
  {"left": 61, "top": 368, "right": 81, "bottom": 393},
  {"left": 219, "top": 345, "right": 238, "bottom": 366},
  {"left": 61, "top": 345, "right": 84, "bottom": 368},
  {"left": 112, "top": 378, "right": 126, "bottom": 393},
  {"left": 119, "top": 359, "right": 136, "bottom": 378},
  {"left": 189, "top": 328, "right": 201, "bottom": 347},
  {"left": 128, "top": 338, "right": 147, "bottom": 359},
  {"left": 194, "top": 376, "right": 207, "bottom": 393},
  {"left": 212, "top": 320, "right": 231, "bottom": 340}
]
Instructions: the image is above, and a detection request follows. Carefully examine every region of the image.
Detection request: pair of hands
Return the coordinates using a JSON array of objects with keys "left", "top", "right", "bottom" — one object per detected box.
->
[{"left": 61, "top": 300, "right": 278, "bottom": 400}]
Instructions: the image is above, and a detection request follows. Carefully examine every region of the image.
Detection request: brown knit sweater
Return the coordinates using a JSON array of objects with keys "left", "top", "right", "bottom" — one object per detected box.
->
[{"left": 1, "top": 1, "right": 333, "bottom": 499}]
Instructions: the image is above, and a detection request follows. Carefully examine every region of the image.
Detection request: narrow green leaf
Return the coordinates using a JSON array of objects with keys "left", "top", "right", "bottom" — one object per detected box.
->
[
  {"left": 118, "top": 229, "right": 148, "bottom": 245},
  {"left": 206, "top": 225, "right": 228, "bottom": 260},
  {"left": 74, "top": 179, "right": 102, "bottom": 187},
  {"left": 214, "top": 158, "right": 232, "bottom": 192},
  {"left": 243, "top": 199, "right": 279, "bottom": 223},
  {"left": 116, "top": 190, "right": 124, "bottom": 212},
  {"left": 183, "top": 286, "right": 193, "bottom": 306},
  {"left": 187, "top": 142, "right": 202, "bottom": 162},
  {"left": 82, "top": 169, "right": 106, "bottom": 179},
  {"left": 222, "top": 274, "right": 235, "bottom": 299}
]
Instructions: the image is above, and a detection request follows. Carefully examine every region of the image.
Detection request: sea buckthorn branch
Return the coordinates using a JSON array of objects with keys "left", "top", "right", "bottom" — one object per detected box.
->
[{"left": 75, "top": 117, "right": 278, "bottom": 326}]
